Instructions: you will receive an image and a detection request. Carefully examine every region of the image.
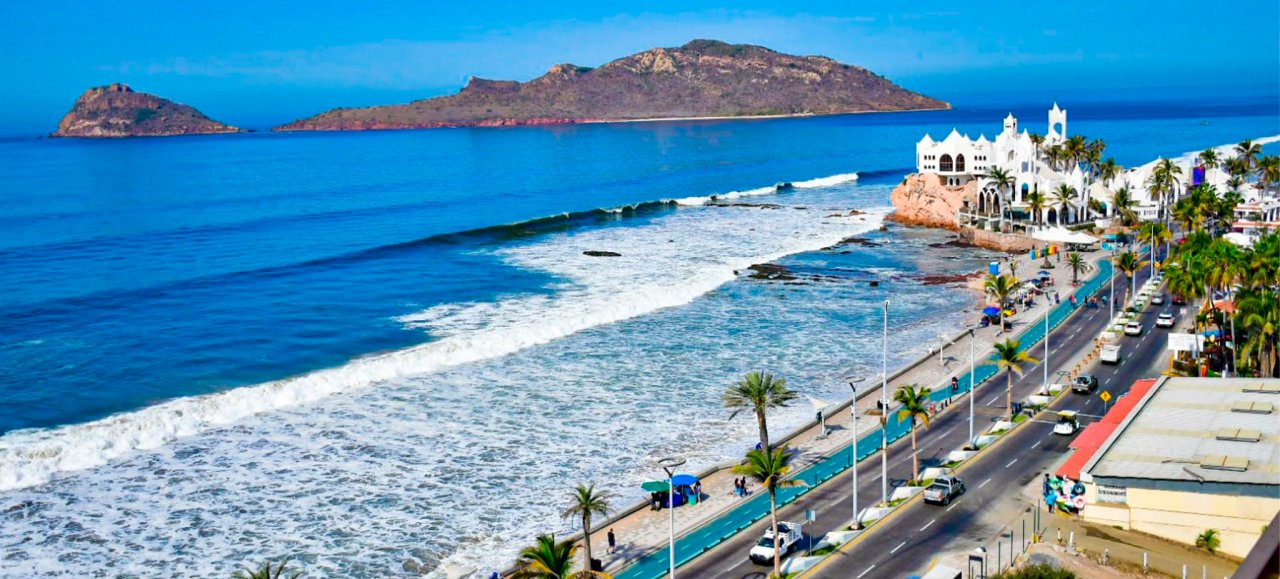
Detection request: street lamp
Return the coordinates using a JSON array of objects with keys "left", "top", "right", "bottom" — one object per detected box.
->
[
  {"left": 1109, "top": 250, "right": 1117, "bottom": 321},
  {"left": 1043, "top": 301, "right": 1050, "bottom": 392},
  {"left": 847, "top": 380, "right": 863, "bottom": 530},
  {"left": 881, "top": 299, "right": 890, "bottom": 506},
  {"left": 658, "top": 456, "right": 686, "bottom": 578},
  {"left": 968, "top": 328, "right": 976, "bottom": 448}
]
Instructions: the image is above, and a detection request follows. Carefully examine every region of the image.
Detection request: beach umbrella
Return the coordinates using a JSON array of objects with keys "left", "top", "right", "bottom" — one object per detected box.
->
[
  {"left": 640, "top": 480, "right": 670, "bottom": 492},
  {"left": 1037, "top": 271, "right": 1052, "bottom": 278},
  {"left": 982, "top": 306, "right": 1001, "bottom": 316},
  {"left": 671, "top": 474, "right": 699, "bottom": 487}
]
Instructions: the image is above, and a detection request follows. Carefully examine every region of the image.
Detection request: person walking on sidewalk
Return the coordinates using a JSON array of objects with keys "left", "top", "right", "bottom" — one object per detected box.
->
[{"left": 607, "top": 528, "right": 617, "bottom": 555}]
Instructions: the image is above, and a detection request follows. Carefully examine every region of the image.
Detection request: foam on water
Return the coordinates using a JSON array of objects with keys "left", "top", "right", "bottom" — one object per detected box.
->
[{"left": 790, "top": 172, "right": 859, "bottom": 188}]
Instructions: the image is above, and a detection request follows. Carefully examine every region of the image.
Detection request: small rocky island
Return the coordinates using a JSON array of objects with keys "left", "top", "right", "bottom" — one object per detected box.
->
[
  {"left": 276, "top": 39, "right": 948, "bottom": 132},
  {"left": 52, "top": 83, "right": 242, "bottom": 138}
]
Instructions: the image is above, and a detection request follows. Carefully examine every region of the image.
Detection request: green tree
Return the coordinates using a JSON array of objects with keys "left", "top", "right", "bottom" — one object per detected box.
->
[
  {"left": 1065, "top": 252, "right": 1089, "bottom": 285},
  {"left": 722, "top": 371, "right": 798, "bottom": 454},
  {"left": 893, "top": 384, "right": 932, "bottom": 484},
  {"left": 733, "top": 448, "right": 807, "bottom": 578},
  {"left": 1114, "top": 251, "right": 1148, "bottom": 305},
  {"left": 984, "top": 273, "right": 1020, "bottom": 334},
  {"left": 562, "top": 484, "right": 613, "bottom": 573},
  {"left": 1097, "top": 158, "right": 1121, "bottom": 188},
  {"left": 1195, "top": 528, "right": 1221, "bottom": 555},
  {"left": 1051, "top": 184, "right": 1075, "bottom": 225},
  {"left": 1110, "top": 186, "right": 1139, "bottom": 227},
  {"left": 512, "top": 534, "right": 609, "bottom": 579},
  {"left": 1235, "top": 139, "right": 1262, "bottom": 170},
  {"left": 990, "top": 564, "right": 1078, "bottom": 579},
  {"left": 1026, "top": 190, "right": 1046, "bottom": 226},
  {"left": 1138, "top": 221, "right": 1171, "bottom": 278},
  {"left": 984, "top": 167, "right": 1016, "bottom": 231},
  {"left": 993, "top": 339, "right": 1038, "bottom": 421},
  {"left": 1148, "top": 157, "right": 1183, "bottom": 218},
  {"left": 232, "top": 559, "right": 302, "bottom": 579}
]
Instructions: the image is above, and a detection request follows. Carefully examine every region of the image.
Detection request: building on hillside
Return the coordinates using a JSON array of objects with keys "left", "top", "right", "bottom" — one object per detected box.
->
[
  {"left": 1060, "top": 376, "right": 1280, "bottom": 558},
  {"left": 1230, "top": 197, "right": 1280, "bottom": 245},
  {"left": 914, "top": 104, "right": 1090, "bottom": 229}
]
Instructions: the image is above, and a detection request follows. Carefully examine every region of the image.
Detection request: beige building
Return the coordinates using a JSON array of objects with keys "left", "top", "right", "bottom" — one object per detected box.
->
[{"left": 1075, "top": 377, "right": 1280, "bottom": 559}]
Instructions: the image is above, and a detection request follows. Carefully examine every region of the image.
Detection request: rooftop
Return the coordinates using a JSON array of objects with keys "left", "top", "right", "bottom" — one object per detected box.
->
[{"left": 1085, "top": 377, "right": 1280, "bottom": 488}]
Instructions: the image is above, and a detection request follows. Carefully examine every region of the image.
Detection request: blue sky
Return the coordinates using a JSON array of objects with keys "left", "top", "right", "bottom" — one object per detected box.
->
[{"left": 2, "top": 1, "right": 1277, "bottom": 134}]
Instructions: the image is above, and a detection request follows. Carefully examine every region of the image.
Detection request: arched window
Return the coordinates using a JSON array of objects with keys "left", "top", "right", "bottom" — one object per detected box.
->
[
  {"left": 956, "top": 154, "right": 966, "bottom": 172},
  {"left": 940, "top": 154, "right": 954, "bottom": 172}
]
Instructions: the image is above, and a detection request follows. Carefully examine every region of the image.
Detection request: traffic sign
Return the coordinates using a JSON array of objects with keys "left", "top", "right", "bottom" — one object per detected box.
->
[{"left": 1099, "top": 391, "right": 1112, "bottom": 403}]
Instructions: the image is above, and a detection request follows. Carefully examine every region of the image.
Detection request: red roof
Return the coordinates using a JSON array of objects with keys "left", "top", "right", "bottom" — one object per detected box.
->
[{"left": 1057, "top": 379, "right": 1158, "bottom": 479}]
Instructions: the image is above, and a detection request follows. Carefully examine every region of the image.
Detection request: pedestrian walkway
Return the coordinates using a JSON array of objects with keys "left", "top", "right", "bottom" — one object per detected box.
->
[{"left": 608, "top": 256, "right": 1116, "bottom": 579}]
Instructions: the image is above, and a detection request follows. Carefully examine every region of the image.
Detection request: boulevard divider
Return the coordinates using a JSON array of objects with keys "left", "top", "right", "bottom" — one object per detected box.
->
[{"left": 615, "top": 259, "right": 1116, "bottom": 579}]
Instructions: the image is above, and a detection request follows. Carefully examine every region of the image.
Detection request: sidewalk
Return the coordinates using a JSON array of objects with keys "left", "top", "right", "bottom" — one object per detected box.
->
[{"left": 591, "top": 247, "right": 1106, "bottom": 576}]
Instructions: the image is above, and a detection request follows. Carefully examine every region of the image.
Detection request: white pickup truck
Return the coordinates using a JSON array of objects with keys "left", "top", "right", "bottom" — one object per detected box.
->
[
  {"left": 1100, "top": 344, "right": 1121, "bottom": 364},
  {"left": 748, "top": 521, "right": 802, "bottom": 564}
]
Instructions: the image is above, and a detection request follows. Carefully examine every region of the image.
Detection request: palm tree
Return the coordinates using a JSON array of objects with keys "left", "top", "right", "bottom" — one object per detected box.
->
[
  {"left": 1237, "top": 288, "right": 1278, "bottom": 377},
  {"left": 1114, "top": 251, "right": 1148, "bottom": 306},
  {"left": 1198, "top": 148, "right": 1219, "bottom": 182},
  {"left": 1138, "top": 221, "right": 1170, "bottom": 279},
  {"left": 1236, "top": 139, "right": 1262, "bottom": 170},
  {"left": 562, "top": 484, "right": 614, "bottom": 572},
  {"left": 984, "top": 273, "right": 1020, "bottom": 334},
  {"left": 1066, "top": 253, "right": 1089, "bottom": 285},
  {"left": 1259, "top": 155, "right": 1280, "bottom": 192},
  {"left": 1097, "top": 158, "right": 1121, "bottom": 188},
  {"left": 1051, "top": 184, "right": 1075, "bottom": 225},
  {"left": 513, "top": 534, "right": 588, "bottom": 579},
  {"left": 722, "top": 371, "right": 798, "bottom": 454},
  {"left": 733, "top": 448, "right": 807, "bottom": 578},
  {"left": 1163, "top": 260, "right": 1203, "bottom": 308},
  {"left": 993, "top": 339, "right": 1038, "bottom": 421},
  {"left": 1111, "top": 186, "right": 1138, "bottom": 227},
  {"left": 1195, "top": 529, "right": 1221, "bottom": 555},
  {"left": 1148, "top": 157, "right": 1183, "bottom": 218},
  {"left": 1064, "top": 135, "right": 1088, "bottom": 172},
  {"left": 1026, "top": 191, "right": 1047, "bottom": 225},
  {"left": 232, "top": 559, "right": 302, "bottom": 579},
  {"left": 984, "top": 167, "right": 1016, "bottom": 231},
  {"left": 893, "top": 384, "right": 932, "bottom": 484}
]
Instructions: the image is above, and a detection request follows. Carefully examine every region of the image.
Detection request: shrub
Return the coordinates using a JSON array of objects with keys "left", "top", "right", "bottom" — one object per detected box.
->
[
  {"left": 1196, "top": 529, "right": 1221, "bottom": 554},
  {"left": 990, "top": 563, "right": 1077, "bottom": 579}
]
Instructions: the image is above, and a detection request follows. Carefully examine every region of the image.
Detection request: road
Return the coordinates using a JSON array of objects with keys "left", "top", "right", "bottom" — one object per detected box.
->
[{"left": 676, "top": 251, "right": 1173, "bottom": 579}]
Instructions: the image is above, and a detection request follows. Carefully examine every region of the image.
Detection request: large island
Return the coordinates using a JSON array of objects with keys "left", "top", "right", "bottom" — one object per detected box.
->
[
  {"left": 275, "top": 39, "right": 948, "bottom": 132},
  {"left": 52, "top": 83, "right": 241, "bottom": 138}
]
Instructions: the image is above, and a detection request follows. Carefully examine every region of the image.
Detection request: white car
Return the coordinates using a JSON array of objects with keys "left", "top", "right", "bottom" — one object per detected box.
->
[
  {"left": 748, "top": 522, "right": 802, "bottom": 564},
  {"left": 1156, "top": 313, "right": 1175, "bottom": 328},
  {"left": 1151, "top": 294, "right": 1165, "bottom": 305},
  {"left": 1053, "top": 411, "right": 1080, "bottom": 435},
  {"left": 1100, "top": 344, "right": 1122, "bottom": 364},
  {"left": 1124, "top": 321, "right": 1143, "bottom": 336}
]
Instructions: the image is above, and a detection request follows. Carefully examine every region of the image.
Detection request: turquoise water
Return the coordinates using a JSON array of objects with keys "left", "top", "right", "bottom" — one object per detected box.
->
[{"left": 0, "top": 93, "right": 1274, "bottom": 577}]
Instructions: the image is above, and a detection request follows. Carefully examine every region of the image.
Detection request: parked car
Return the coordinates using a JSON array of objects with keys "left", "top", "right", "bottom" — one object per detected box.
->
[
  {"left": 1072, "top": 375, "right": 1098, "bottom": 394},
  {"left": 1151, "top": 294, "right": 1165, "bottom": 305},
  {"left": 1100, "top": 344, "right": 1122, "bottom": 364},
  {"left": 923, "top": 475, "right": 966, "bottom": 506},
  {"left": 1053, "top": 411, "right": 1080, "bottom": 435},
  {"left": 748, "top": 521, "right": 802, "bottom": 564},
  {"left": 1156, "top": 312, "right": 1175, "bottom": 328},
  {"left": 1124, "top": 321, "right": 1143, "bottom": 336},
  {"left": 1171, "top": 295, "right": 1187, "bottom": 305}
]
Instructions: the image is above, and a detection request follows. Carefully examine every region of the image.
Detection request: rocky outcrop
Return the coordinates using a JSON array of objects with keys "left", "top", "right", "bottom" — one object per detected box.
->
[
  {"left": 275, "top": 39, "right": 948, "bottom": 132},
  {"left": 888, "top": 173, "right": 974, "bottom": 230},
  {"left": 53, "top": 84, "right": 241, "bottom": 138}
]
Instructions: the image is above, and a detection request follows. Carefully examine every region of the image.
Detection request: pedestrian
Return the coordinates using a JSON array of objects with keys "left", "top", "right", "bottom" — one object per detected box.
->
[
  {"left": 733, "top": 477, "right": 742, "bottom": 497},
  {"left": 1046, "top": 492, "right": 1056, "bottom": 514},
  {"left": 607, "top": 528, "right": 617, "bottom": 555},
  {"left": 951, "top": 376, "right": 959, "bottom": 398},
  {"left": 693, "top": 481, "right": 702, "bottom": 500}
]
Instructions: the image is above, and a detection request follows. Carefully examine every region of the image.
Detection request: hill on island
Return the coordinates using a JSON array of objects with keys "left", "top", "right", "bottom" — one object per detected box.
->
[
  {"left": 276, "top": 39, "right": 948, "bottom": 132},
  {"left": 53, "top": 83, "right": 242, "bottom": 138}
]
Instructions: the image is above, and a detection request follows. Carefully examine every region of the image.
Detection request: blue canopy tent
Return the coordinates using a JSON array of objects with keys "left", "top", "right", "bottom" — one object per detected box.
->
[{"left": 982, "top": 306, "right": 1001, "bottom": 316}]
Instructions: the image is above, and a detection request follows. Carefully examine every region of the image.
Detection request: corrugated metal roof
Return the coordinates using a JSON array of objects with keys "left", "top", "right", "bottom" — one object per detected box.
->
[{"left": 1087, "top": 377, "right": 1280, "bottom": 487}]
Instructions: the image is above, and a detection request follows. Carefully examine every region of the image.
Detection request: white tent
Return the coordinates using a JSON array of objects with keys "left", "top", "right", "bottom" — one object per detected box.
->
[
  {"left": 1031, "top": 226, "right": 1099, "bottom": 245},
  {"left": 1223, "top": 232, "right": 1253, "bottom": 247}
]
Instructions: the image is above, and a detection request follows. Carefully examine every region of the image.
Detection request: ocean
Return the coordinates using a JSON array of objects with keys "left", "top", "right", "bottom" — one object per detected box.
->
[{"left": 0, "top": 92, "right": 1275, "bottom": 577}]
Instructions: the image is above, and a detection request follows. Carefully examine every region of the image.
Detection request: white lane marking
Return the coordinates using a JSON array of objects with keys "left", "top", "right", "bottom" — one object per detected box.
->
[
  {"left": 986, "top": 395, "right": 999, "bottom": 405},
  {"left": 857, "top": 565, "right": 877, "bottom": 578},
  {"left": 946, "top": 502, "right": 959, "bottom": 512},
  {"left": 890, "top": 541, "right": 907, "bottom": 554},
  {"left": 1006, "top": 458, "right": 1018, "bottom": 468},
  {"left": 920, "top": 519, "right": 936, "bottom": 532},
  {"left": 979, "top": 478, "right": 991, "bottom": 488},
  {"left": 1030, "top": 441, "right": 1042, "bottom": 450}
]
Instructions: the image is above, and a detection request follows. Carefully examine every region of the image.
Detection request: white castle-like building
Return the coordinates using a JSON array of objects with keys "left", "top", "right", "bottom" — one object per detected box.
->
[{"left": 915, "top": 104, "right": 1090, "bottom": 227}]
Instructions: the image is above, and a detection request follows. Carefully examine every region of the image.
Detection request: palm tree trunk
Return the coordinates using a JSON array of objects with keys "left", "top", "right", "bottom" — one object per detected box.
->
[
  {"left": 769, "top": 489, "right": 781, "bottom": 577},
  {"left": 582, "top": 514, "right": 593, "bottom": 573},
  {"left": 756, "top": 410, "right": 771, "bottom": 453},
  {"left": 1006, "top": 373, "right": 1014, "bottom": 421},
  {"left": 909, "top": 423, "right": 919, "bottom": 483}
]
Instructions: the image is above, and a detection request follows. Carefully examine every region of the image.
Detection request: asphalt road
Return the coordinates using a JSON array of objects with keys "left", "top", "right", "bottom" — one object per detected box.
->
[{"left": 676, "top": 252, "right": 1174, "bottom": 579}]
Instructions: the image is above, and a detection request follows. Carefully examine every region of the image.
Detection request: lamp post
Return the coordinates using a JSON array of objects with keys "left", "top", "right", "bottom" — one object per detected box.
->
[
  {"left": 847, "top": 381, "right": 862, "bottom": 529},
  {"left": 881, "top": 299, "right": 890, "bottom": 506},
  {"left": 658, "top": 456, "right": 685, "bottom": 578},
  {"left": 1043, "top": 303, "right": 1050, "bottom": 392},
  {"left": 968, "top": 328, "right": 976, "bottom": 448},
  {"left": 1109, "top": 250, "right": 1116, "bottom": 321}
]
